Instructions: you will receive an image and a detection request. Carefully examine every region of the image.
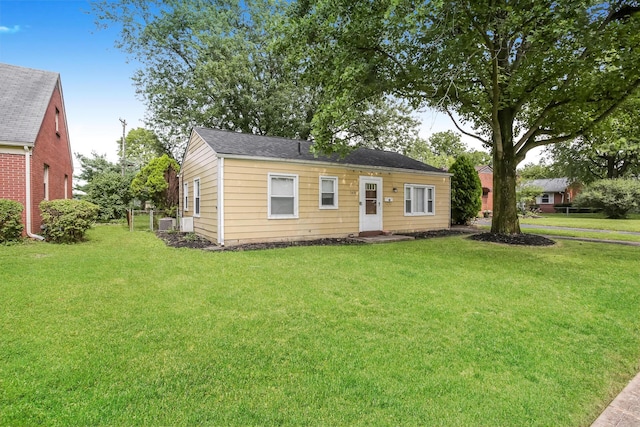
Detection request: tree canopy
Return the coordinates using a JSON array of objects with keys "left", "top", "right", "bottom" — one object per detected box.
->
[
  {"left": 546, "top": 97, "right": 640, "bottom": 184},
  {"left": 118, "top": 127, "right": 168, "bottom": 169},
  {"left": 130, "top": 154, "right": 180, "bottom": 213},
  {"left": 405, "top": 131, "right": 491, "bottom": 169},
  {"left": 288, "top": 0, "right": 640, "bottom": 234},
  {"left": 92, "top": 0, "right": 427, "bottom": 159}
]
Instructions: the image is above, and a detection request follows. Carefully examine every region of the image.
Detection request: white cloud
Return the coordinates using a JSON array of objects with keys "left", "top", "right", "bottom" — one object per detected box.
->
[{"left": 0, "top": 25, "right": 21, "bottom": 34}]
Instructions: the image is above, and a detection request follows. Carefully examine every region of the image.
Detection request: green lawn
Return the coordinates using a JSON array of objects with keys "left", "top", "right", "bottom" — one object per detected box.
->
[
  {"left": 1, "top": 225, "right": 640, "bottom": 426},
  {"left": 520, "top": 213, "right": 640, "bottom": 232},
  {"left": 522, "top": 227, "right": 640, "bottom": 243}
]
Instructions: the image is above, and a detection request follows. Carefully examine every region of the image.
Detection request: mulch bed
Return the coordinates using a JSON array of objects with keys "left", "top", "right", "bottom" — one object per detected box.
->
[
  {"left": 156, "top": 228, "right": 555, "bottom": 251},
  {"left": 469, "top": 232, "right": 556, "bottom": 246}
]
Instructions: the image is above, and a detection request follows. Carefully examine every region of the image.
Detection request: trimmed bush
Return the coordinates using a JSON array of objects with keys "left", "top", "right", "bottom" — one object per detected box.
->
[
  {"left": 40, "top": 199, "right": 99, "bottom": 243},
  {"left": 450, "top": 155, "right": 482, "bottom": 224},
  {"left": 0, "top": 199, "right": 24, "bottom": 243},
  {"left": 574, "top": 178, "right": 640, "bottom": 219}
]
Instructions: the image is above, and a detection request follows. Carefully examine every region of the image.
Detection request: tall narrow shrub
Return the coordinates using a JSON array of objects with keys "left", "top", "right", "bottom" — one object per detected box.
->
[
  {"left": 0, "top": 199, "right": 24, "bottom": 243},
  {"left": 450, "top": 155, "right": 482, "bottom": 225}
]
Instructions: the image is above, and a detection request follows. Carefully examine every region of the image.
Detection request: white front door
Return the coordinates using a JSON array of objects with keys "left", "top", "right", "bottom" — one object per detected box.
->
[{"left": 359, "top": 177, "right": 383, "bottom": 232}]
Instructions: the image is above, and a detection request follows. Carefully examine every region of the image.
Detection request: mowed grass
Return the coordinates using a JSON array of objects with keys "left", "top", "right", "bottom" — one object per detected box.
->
[
  {"left": 523, "top": 227, "right": 640, "bottom": 243},
  {"left": 520, "top": 213, "right": 640, "bottom": 232},
  {"left": 1, "top": 226, "right": 640, "bottom": 426}
]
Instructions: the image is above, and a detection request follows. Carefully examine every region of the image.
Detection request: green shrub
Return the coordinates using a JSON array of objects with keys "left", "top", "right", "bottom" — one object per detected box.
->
[
  {"left": 85, "top": 171, "right": 133, "bottom": 221},
  {"left": 574, "top": 178, "right": 640, "bottom": 219},
  {"left": 0, "top": 199, "right": 24, "bottom": 243},
  {"left": 450, "top": 155, "right": 482, "bottom": 224},
  {"left": 40, "top": 199, "right": 99, "bottom": 243}
]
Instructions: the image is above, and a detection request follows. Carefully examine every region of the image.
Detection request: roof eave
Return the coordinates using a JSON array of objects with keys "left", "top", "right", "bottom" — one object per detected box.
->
[
  {"left": 0, "top": 140, "right": 35, "bottom": 147},
  {"left": 217, "top": 152, "right": 453, "bottom": 177}
]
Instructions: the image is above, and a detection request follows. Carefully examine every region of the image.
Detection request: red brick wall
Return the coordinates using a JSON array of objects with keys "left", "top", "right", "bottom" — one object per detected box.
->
[
  {"left": 0, "top": 152, "right": 27, "bottom": 226},
  {"left": 478, "top": 171, "right": 493, "bottom": 212},
  {"left": 29, "top": 83, "right": 74, "bottom": 233}
]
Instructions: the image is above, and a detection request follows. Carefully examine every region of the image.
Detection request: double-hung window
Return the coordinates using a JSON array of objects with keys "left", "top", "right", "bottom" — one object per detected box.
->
[
  {"left": 268, "top": 173, "right": 298, "bottom": 218},
  {"left": 405, "top": 184, "right": 434, "bottom": 215},
  {"left": 193, "top": 178, "right": 200, "bottom": 216},
  {"left": 319, "top": 176, "right": 338, "bottom": 209},
  {"left": 183, "top": 182, "right": 189, "bottom": 211}
]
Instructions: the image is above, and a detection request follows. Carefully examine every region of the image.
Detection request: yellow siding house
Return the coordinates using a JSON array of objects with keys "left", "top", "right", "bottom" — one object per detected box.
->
[{"left": 180, "top": 128, "right": 451, "bottom": 246}]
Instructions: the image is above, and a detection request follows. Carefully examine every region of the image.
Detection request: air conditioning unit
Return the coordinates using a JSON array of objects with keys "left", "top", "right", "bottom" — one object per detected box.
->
[{"left": 181, "top": 217, "right": 194, "bottom": 232}]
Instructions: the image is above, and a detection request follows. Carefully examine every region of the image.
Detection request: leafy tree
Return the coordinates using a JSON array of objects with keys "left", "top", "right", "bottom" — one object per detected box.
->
[
  {"left": 547, "top": 97, "right": 640, "bottom": 184},
  {"left": 467, "top": 150, "right": 493, "bottom": 168},
  {"left": 92, "top": 0, "right": 424, "bottom": 160},
  {"left": 130, "top": 155, "right": 180, "bottom": 214},
  {"left": 74, "top": 151, "right": 120, "bottom": 194},
  {"left": 406, "top": 131, "right": 491, "bottom": 169},
  {"left": 429, "top": 130, "right": 466, "bottom": 158},
  {"left": 450, "top": 155, "right": 482, "bottom": 225},
  {"left": 516, "top": 185, "right": 544, "bottom": 215},
  {"left": 85, "top": 172, "right": 134, "bottom": 221},
  {"left": 288, "top": 1, "right": 640, "bottom": 234},
  {"left": 118, "top": 128, "right": 168, "bottom": 170},
  {"left": 518, "top": 162, "right": 556, "bottom": 180},
  {"left": 574, "top": 178, "right": 640, "bottom": 218}
]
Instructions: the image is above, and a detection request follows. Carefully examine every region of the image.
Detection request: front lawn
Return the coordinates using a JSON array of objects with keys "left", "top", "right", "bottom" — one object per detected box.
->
[
  {"left": 1, "top": 225, "right": 639, "bottom": 426},
  {"left": 520, "top": 213, "right": 640, "bottom": 232}
]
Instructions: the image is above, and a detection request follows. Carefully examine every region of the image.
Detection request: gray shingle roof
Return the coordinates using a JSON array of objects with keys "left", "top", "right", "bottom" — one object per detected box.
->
[
  {"left": 0, "top": 63, "right": 59, "bottom": 145},
  {"left": 523, "top": 178, "right": 571, "bottom": 192},
  {"left": 194, "top": 127, "right": 445, "bottom": 173}
]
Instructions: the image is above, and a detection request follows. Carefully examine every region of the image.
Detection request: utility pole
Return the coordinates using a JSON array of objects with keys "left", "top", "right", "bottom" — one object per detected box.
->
[{"left": 119, "top": 118, "right": 127, "bottom": 176}]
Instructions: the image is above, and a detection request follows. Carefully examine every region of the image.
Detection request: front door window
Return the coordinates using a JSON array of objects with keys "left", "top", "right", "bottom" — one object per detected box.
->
[{"left": 365, "top": 183, "right": 377, "bottom": 214}]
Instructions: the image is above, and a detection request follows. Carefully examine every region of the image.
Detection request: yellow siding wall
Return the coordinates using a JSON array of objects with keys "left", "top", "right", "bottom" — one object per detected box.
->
[
  {"left": 222, "top": 158, "right": 450, "bottom": 245},
  {"left": 180, "top": 132, "right": 218, "bottom": 243}
]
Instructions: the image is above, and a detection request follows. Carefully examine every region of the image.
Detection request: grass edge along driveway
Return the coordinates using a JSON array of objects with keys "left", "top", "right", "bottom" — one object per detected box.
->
[{"left": 1, "top": 225, "right": 639, "bottom": 426}]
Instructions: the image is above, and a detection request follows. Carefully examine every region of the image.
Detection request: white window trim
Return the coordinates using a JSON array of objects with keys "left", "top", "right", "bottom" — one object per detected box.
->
[
  {"left": 404, "top": 184, "right": 435, "bottom": 216},
  {"left": 538, "top": 193, "right": 552, "bottom": 204},
  {"left": 268, "top": 173, "right": 299, "bottom": 219},
  {"left": 319, "top": 176, "right": 338, "bottom": 209},
  {"left": 183, "top": 182, "right": 189, "bottom": 211},
  {"left": 43, "top": 165, "right": 50, "bottom": 201},
  {"left": 193, "top": 178, "right": 201, "bottom": 217}
]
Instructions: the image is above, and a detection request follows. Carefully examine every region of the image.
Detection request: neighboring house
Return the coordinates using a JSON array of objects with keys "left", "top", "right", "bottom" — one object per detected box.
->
[
  {"left": 522, "top": 178, "right": 581, "bottom": 213},
  {"left": 0, "top": 63, "right": 73, "bottom": 238},
  {"left": 475, "top": 165, "right": 493, "bottom": 214},
  {"left": 180, "top": 128, "right": 451, "bottom": 246}
]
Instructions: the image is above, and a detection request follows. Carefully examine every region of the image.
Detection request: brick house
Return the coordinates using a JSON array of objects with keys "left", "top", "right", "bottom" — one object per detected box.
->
[
  {"left": 0, "top": 63, "right": 73, "bottom": 238},
  {"left": 475, "top": 165, "right": 493, "bottom": 214},
  {"left": 522, "top": 178, "right": 582, "bottom": 213}
]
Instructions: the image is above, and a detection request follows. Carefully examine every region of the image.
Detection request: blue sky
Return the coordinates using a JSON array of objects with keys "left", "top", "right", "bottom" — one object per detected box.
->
[
  {"left": 0, "top": 0, "right": 145, "bottom": 165},
  {"left": 1, "top": 1, "right": 538, "bottom": 168}
]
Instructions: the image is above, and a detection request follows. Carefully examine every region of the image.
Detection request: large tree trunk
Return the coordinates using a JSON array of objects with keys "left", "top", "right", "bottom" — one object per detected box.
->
[{"left": 491, "top": 110, "right": 521, "bottom": 234}]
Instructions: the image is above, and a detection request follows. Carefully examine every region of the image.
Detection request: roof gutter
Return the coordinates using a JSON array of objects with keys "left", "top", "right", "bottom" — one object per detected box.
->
[{"left": 24, "top": 146, "right": 44, "bottom": 241}]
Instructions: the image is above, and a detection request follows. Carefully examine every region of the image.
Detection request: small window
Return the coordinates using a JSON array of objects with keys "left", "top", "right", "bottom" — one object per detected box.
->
[
  {"left": 541, "top": 193, "right": 551, "bottom": 204},
  {"left": 43, "top": 165, "right": 50, "bottom": 200},
  {"left": 269, "top": 173, "right": 298, "bottom": 219},
  {"left": 319, "top": 176, "right": 338, "bottom": 209},
  {"left": 64, "top": 175, "right": 68, "bottom": 199},
  {"left": 193, "top": 178, "right": 200, "bottom": 216},
  {"left": 55, "top": 108, "right": 60, "bottom": 136},
  {"left": 183, "top": 182, "right": 189, "bottom": 211},
  {"left": 404, "top": 184, "right": 434, "bottom": 216}
]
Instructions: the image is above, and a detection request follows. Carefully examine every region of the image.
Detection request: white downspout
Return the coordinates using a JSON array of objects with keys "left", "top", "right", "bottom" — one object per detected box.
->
[{"left": 24, "top": 146, "right": 45, "bottom": 240}]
